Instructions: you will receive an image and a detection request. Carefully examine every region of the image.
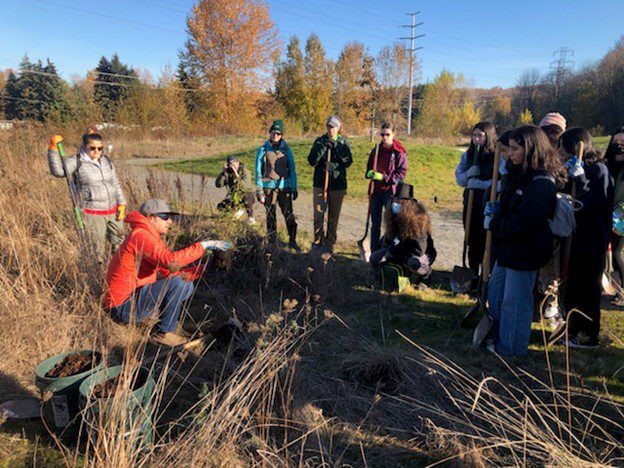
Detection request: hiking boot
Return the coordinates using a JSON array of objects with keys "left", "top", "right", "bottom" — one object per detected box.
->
[
  {"left": 567, "top": 332, "right": 599, "bottom": 349},
  {"left": 150, "top": 332, "right": 188, "bottom": 347},
  {"left": 611, "top": 295, "right": 624, "bottom": 307}
]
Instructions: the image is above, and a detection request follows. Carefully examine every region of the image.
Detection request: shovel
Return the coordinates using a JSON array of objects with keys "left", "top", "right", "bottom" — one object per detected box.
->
[
  {"left": 602, "top": 243, "right": 619, "bottom": 296},
  {"left": 461, "top": 143, "right": 501, "bottom": 343},
  {"left": 357, "top": 143, "right": 379, "bottom": 261},
  {"left": 451, "top": 189, "right": 476, "bottom": 293},
  {"left": 318, "top": 147, "right": 332, "bottom": 248}
]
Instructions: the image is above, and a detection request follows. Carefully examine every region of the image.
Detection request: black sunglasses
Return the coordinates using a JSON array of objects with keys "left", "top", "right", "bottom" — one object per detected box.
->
[
  {"left": 380, "top": 133, "right": 392, "bottom": 137},
  {"left": 155, "top": 213, "right": 172, "bottom": 221},
  {"left": 89, "top": 146, "right": 104, "bottom": 152}
]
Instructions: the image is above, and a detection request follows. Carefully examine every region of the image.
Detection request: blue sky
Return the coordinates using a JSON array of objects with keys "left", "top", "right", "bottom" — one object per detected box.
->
[{"left": 0, "top": 0, "right": 622, "bottom": 89}]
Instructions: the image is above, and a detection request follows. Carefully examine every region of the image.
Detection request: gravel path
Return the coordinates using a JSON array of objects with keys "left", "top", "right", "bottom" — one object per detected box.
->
[{"left": 120, "top": 157, "right": 464, "bottom": 271}]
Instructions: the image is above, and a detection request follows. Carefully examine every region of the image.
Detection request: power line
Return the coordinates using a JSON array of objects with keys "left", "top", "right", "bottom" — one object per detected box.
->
[{"left": 400, "top": 12, "right": 424, "bottom": 135}]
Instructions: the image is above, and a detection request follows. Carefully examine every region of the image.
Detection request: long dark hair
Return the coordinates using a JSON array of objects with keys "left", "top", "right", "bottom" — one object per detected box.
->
[
  {"left": 604, "top": 126, "right": 624, "bottom": 170},
  {"left": 559, "top": 127, "right": 603, "bottom": 164},
  {"left": 509, "top": 125, "right": 567, "bottom": 187},
  {"left": 467, "top": 121, "right": 497, "bottom": 161}
]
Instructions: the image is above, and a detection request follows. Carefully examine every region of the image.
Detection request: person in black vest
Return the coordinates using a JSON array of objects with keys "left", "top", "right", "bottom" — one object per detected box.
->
[
  {"left": 455, "top": 121, "right": 497, "bottom": 277},
  {"left": 559, "top": 128, "right": 614, "bottom": 348},
  {"left": 484, "top": 125, "right": 565, "bottom": 356}
]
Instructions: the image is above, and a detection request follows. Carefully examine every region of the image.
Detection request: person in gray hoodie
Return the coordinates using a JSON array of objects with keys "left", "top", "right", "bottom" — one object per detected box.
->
[{"left": 48, "top": 132, "right": 126, "bottom": 259}]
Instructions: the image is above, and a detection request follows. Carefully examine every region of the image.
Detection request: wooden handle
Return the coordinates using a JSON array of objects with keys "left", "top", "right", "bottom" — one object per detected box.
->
[{"left": 481, "top": 142, "right": 502, "bottom": 283}]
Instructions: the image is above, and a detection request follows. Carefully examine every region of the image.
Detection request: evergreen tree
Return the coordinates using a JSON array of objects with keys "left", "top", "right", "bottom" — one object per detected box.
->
[{"left": 93, "top": 53, "right": 138, "bottom": 120}]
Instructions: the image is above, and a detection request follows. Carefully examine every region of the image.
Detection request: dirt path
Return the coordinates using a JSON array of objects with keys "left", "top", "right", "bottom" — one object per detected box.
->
[{"left": 120, "top": 157, "right": 464, "bottom": 271}]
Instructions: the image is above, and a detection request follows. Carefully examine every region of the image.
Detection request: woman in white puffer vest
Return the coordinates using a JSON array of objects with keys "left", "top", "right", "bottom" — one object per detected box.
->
[{"left": 48, "top": 131, "right": 127, "bottom": 259}]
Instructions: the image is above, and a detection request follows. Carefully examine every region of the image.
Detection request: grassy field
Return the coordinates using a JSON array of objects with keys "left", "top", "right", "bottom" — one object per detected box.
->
[
  {"left": 1, "top": 128, "right": 624, "bottom": 466},
  {"left": 162, "top": 137, "right": 465, "bottom": 211}
]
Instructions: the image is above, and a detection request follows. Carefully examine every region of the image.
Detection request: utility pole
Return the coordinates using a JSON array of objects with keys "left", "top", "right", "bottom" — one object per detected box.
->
[
  {"left": 401, "top": 12, "right": 424, "bottom": 135},
  {"left": 550, "top": 47, "right": 574, "bottom": 107}
]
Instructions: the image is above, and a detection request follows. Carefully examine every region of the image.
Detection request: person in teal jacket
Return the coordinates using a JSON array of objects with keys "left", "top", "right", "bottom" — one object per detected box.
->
[{"left": 255, "top": 119, "right": 299, "bottom": 250}]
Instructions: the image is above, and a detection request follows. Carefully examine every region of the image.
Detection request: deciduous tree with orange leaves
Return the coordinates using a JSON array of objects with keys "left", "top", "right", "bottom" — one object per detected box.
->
[{"left": 180, "top": 0, "right": 280, "bottom": 133}]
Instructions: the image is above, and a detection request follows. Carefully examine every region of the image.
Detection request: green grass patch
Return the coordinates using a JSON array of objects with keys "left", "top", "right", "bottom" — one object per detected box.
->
[{"left": 161, "top": 137, "right": 464, "bottom": 211}]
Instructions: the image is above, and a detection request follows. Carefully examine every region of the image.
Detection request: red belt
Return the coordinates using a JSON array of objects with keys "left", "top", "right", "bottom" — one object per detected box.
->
[{"left": 83, "top": 205, "right": 119, "bottom": 216}]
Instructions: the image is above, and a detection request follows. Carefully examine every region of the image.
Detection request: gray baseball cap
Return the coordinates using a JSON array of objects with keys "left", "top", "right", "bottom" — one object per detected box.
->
[{"left": 139, "top": 199, "right": 180, "bottom": 216}]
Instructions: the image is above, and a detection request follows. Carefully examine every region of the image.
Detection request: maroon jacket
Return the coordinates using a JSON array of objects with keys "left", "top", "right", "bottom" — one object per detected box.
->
[{"left": 366, "top": 140, "right": 408, "bottom": 194}]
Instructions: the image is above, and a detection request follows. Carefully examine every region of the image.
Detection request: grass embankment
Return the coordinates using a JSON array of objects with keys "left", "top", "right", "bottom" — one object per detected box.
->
[
  {"left": 1, "top": 128, "right": 624, "bottom": 465},
  {"left": 162, "top": 137, "right": 464, "bottom": 211}
]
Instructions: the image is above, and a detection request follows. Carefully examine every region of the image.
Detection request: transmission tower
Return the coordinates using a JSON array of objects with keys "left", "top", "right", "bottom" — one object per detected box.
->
[
  {"left": 550, "top": 47, "right": 574, "bottom": 105},
  {"left": 400, "top": 12, "right": 424, "bottom": 135}
]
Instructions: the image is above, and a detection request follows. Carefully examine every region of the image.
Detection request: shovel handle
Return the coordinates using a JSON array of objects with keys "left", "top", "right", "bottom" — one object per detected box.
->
[{"left": 481, "top": 142, "right": 502, "bottom": 285}]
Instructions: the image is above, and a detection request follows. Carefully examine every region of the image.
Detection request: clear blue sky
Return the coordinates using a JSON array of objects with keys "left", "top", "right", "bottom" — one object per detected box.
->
[{"left": 0, "top": 0, "right": 622, "bottom": 89}]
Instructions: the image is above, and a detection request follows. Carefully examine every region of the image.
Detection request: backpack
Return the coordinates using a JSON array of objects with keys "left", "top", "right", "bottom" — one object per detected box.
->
[
  {"left": 533, "top": 174, "right": 576, "bottom": 238},
  {"left": 380, "top": 263, "right": 410, "bottom": 293}
]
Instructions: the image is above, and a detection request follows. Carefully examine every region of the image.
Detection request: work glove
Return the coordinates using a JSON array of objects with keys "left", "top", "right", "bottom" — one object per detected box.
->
[
  {"left": 291, "top": 189, "right": 298, "bottom": 201},
  {"left": 416, "top": 254, "right": 431, "bottom": 276},
  {"left": 366, "top": 170, "right": 383, "bottom": 181},
  {"left": 565, "top": 156, "right": 584, "bottom": 179},
  {"left": 116, "top": 204, "right": 126, "bottom": 221},
  {"left": 466, "top": 166, "right": 481, "bottom": 179},
  {"left": 483, "top": 201, "right": 499, "bottom": 230},
  {"left": 466, "top": 178, "right": 481, "bottom": 189},
  {"left": 49, "top": 135, "right": 63, "bottom": 152},
  {"left": 200, "top": 240, "right": 233, "bottom": 251}
]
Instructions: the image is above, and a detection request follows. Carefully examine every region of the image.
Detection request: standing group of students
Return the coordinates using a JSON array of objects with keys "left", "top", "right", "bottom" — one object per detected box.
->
[
  {"left": 456, "top": 113, "right": 624, "bottom": 356},
  {"left": 47, "top": 115, "right": 624, "bottom": 354}
]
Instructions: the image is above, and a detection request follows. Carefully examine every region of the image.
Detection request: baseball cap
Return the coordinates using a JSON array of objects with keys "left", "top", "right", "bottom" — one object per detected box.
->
[{"left": 139, "top": 199, "right": 180, "bottom": 216}]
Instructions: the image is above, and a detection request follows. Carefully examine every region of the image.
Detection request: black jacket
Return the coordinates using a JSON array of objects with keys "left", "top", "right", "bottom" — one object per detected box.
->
[
  {"left": 307, "top": 134, "right": 353, "bottom": 191},
  {"left": 566, "top": 161, "right": 613, "bottom": 254},
  {"left": 384, "top": 234, "right": 437, "bottom": 266},
  {"left": 491, "top": 167, "right": 557, "bottom": 271}
]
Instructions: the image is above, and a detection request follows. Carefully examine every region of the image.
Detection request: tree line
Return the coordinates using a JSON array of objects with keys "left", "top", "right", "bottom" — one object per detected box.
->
[{"left": 0, "top": 0, "right": 622, "bottom": 138}]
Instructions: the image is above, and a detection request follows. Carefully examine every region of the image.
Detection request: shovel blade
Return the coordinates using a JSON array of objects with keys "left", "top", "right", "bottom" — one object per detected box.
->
[
  {"left": 602, "top": 273, "right": 618, "bottom": 296},
  {"left": 451, "top": 266, "right": 474, "bottom": 294},
  {"left": 357, "top": 240, "right": 370, "bottom": 262},
  {"left": 472, "top": 314, "right": 494, "bottom": 348},
  {"left": 461, "top": 300, "right": 481, "bottom": 328}
]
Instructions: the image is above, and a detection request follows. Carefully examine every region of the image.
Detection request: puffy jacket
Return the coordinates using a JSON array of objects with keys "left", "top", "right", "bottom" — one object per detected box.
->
[
  {"left": 383, "top": 233, "right": 437, "bottom": 266},
  {"left": 307, "top": 134, "right": 353, "bottom": 191},
  {"left": 255, "top": 139, "right": 297, "bottom": 191},
  {"left": 366, "top": 140, "right": 408, "bottom": 194},
  {"left": 104, "top": 210, "right": 206, "bottom": 308},
  {"left": 491, "top": 167, "right": 557, "bottom": 271},
  {"left": 48, "top": 149, "right": 126, "bottom": 211}
]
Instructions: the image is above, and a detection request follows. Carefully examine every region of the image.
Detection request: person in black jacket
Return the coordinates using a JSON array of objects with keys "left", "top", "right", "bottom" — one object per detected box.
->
[
  {"left": 369, "top": 183, "right": 437, "bottom": 284},
  {"left": 484, "top": 126, "right": 565, "bottom": 356},
  {"left": 307, "top": 115, "right": 353, "bottom": 253},
  {"left": 559, "top": 128, "right": 614, "bottom": 348}
]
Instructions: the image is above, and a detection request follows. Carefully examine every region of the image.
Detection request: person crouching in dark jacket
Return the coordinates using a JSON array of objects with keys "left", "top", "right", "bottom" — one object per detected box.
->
[
  {"left": 484, "top": 126, "right": 565, "bottom": 356},
  {"left": 369, "top": 183, "right": 437, "bottom": 284}
]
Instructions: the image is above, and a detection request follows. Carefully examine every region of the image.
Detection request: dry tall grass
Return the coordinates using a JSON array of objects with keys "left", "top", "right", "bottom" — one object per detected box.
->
[{"left": 1, "top": 127, "right": 624, "bottom": 467}]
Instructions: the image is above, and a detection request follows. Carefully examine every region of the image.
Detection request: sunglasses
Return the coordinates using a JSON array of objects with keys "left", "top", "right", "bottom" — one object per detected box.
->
[
  {"left": 381, "top": 133, "right": 392, "bottom": 137},
  {"left": 89, "top": 146, "right": 104, "bottom": 152},
  {"left": 155, "top": 213, "right": 172, "bottom": 221}
]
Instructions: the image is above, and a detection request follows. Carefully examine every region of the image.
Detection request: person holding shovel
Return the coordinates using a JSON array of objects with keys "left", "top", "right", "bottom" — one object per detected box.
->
[
  {"left": 255, "top": 119, "right": 299, "bottom": 251},
  {"left": 104, "top": 199, "right": 232, "bottom": 347},
  {"left": 606, "top": 127, "right": 624, "bottom": 306},
  {"left": 559, "top": 128, "right": 613, "bottom": 349},
  {"left": 484, "top": 126, "right": 564, "bottom": 356},
  {"left": 365, "top": 122, "right": 408, "bottom": 253},
  {"left": 47, "top": 132, "right": 126, "bottom": 259},
  {"left": 455, "top": 122, "right": 498, "bottom": 282},
  {"left": 308, "top": 115, "right": 353, "bottom": 253}
]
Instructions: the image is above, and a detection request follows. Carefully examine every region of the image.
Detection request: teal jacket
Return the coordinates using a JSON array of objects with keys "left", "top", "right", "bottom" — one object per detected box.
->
[{"left": 255, "top": 139, "right": 297, "bottom": 191}]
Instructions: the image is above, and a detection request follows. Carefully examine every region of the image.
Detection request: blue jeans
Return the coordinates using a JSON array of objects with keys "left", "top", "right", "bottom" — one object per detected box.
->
[
  {"left": 111, "top": 276, "right": 195, "bottom": 333},
  {"left": 487, "top": 262, "right": 537, "bottom": 356},
  {"left": 370, "top": 190, "right": 393, "bottom": 252}
]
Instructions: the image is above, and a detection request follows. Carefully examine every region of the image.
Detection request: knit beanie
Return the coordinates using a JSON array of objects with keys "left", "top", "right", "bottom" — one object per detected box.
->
[{"left": 539, "top": 112, "right": 567, "bottom": 131}]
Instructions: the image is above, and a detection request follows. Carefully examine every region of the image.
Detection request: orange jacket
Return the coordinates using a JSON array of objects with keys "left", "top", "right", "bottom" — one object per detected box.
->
[{"left": 104, "top": 210, "right": 206, "bottom": 308}]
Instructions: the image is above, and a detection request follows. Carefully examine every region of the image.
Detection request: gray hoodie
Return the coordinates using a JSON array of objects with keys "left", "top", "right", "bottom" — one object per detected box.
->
[{"left": 48, "top": 149, "right": 126, "bottom": 211}]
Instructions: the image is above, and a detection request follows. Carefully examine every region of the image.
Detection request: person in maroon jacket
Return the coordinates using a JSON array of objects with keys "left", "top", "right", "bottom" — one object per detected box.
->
[{"left": 365, "top": 122, "right": 408, "bottom": 252}]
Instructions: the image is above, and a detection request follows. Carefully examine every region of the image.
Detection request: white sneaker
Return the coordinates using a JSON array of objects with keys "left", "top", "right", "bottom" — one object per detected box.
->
[
  {"left": 247, "top": 217, "right": 256, "bottom": 225},
  {"left": 234, "top": 209, "right": 245, "bottom": 220}
]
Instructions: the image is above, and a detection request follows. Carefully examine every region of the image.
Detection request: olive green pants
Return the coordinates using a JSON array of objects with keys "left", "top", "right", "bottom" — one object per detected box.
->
[
  {"left": 312, "top": 187, "right": 345, "bottom": 249},
  {"left": 83, "top": 213, "right": 125, "bottom": 259}
]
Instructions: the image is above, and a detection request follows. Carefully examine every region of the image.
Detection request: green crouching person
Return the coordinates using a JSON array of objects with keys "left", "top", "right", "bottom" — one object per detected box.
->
[
  {"left": 255, "top": 119, "right": 299, "bottom": 250},
  {"left": 215, "top": 156, "right": 255, "bottom": 223},
  {"left": 307, "top": 115, "right": 353, "bottom": 253}
]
